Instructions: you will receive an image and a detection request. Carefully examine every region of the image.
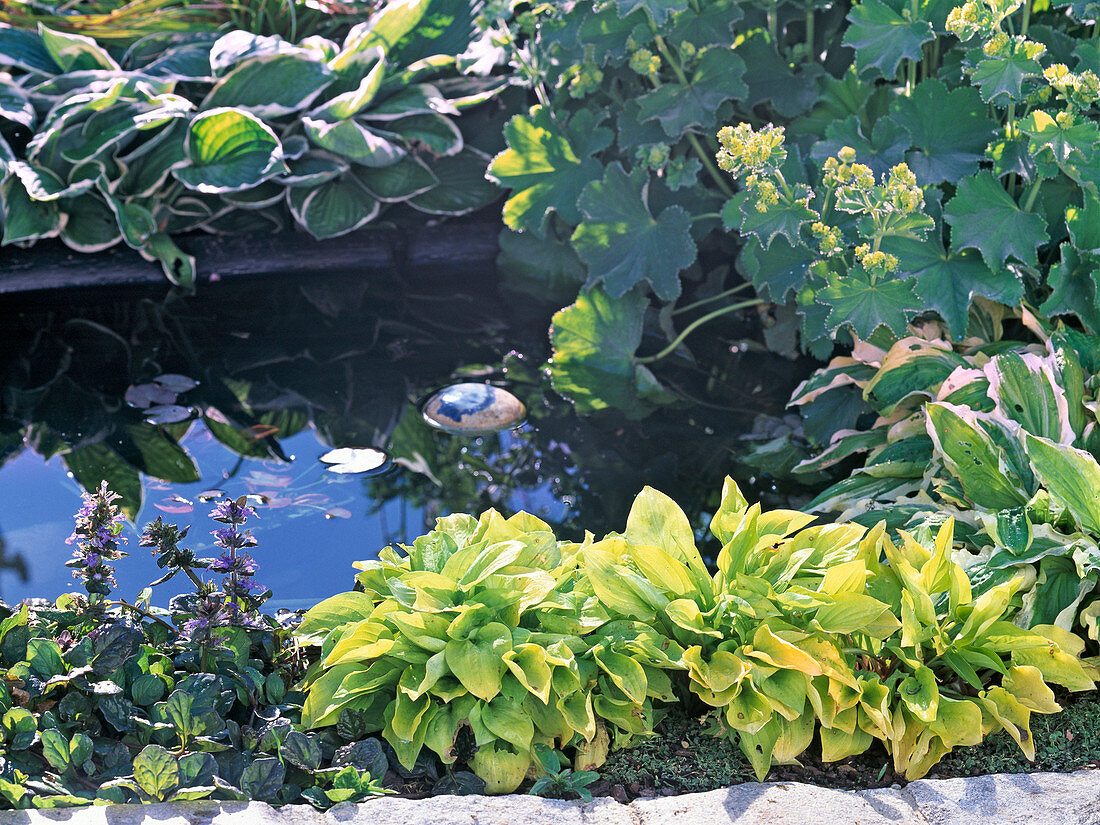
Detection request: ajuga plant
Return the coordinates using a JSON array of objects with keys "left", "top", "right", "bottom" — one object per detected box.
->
[
  {"left": 772, "top": 308, "right": 1100, "bottom": 641},
  {"left": 0, "top": 0, "right": 505, "bottom": 285},
  {"left": 297, "top": 479, "right": 1097, "bottom": 788},
  {"left": 0, "top": 484, "right": 397, "bottom": 810}
]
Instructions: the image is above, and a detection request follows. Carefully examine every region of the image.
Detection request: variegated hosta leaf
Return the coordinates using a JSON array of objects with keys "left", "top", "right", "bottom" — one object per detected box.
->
[
  {"left": 356, "top": 155, "right": 436, "bottom": 202},
  {"left": 59, "top": 193, "right": 122, "bottom": 252},
  {"left": 174, "top": 108, "right": 285, "bottom": 193},
  {"left": 983, "top": 351, "right": 1074, "bottom": 444},
  {"left": 287, "top": 175, "right": 380, "bottom": 240},
  {"left": 204, "top": 53, "right": 335, "bottom": 118},
  {"left": 1, "top": 176, "right": 62, "bottom": 243},
  {"left": 38, "top": 25, "right": 120, "bottom": 73},
  {"left": 279, "top": 152, "right": 350, "bottom": 189},
  {"left": 301, "top": 116, "right": 406, "bottom": 167},
  {"left": 408, "top": 149, "right": 499, "bottom": 216}
]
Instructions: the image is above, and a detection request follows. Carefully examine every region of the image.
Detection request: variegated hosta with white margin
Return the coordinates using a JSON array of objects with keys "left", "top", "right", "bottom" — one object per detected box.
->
[
  {"left": 0, "top": 0, "right": 505, "bottom": 286},
  {"left": 789, "top": 303, "right": 1100, "bottom": 639}
]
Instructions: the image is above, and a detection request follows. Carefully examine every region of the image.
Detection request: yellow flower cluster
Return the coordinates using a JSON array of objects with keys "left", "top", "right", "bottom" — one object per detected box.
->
[
  {"left": 822, "top": 150, "right": 875, "bottom": 193},
  {"left": 629, "top": 48, "right": 662, "bottom": 76},
  {"left": 885, "top": 163, "right": 924, "bottom": 213},
  {"left": 811, "top": 221, "right": 843, "bottom": 256},
  {"left": 854, "top": 243, "right": 900, "bottom": 275},
  {"left": 745, "top": 174, "right": 779, "bottom": 211},
  {"left": 565, "top": 62, "right": 604, "bottom": 99},
  {"left": 946, "top": 0, "right": 1023, "bottom": 40},
  {"left": 716, "top": 123, "right": 788, "bottom": 176},
  {"left": 1044, "top": 63, "right": 1100, "bottom": 111}
]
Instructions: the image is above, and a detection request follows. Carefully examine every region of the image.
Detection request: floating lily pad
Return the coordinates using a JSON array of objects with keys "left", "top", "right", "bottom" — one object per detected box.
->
[{"left": 319, "top": 447, "right": 390, "bottom": 475}]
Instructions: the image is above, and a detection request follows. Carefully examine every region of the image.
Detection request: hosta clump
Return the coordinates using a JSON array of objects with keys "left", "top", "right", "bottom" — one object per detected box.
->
[
  {"left": 0, "top": 484, "right": 389, "bottom": 810},
  {"left": 295, "top": 508, "right": 672, "bottom": 794},
  {"left": 784, "top": 314, "right": 1100, "bottom": 638},
  {"left": 583, "top": 481, "right": 1098, "bottom": 780},
  {"left": 0, "top": 0, "right": 506, "bottom": 285}
]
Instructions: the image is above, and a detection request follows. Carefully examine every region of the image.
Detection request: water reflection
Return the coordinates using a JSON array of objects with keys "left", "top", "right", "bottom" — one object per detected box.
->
[{"left": 0, "top": 268, "right": 807, "bottom": 605}]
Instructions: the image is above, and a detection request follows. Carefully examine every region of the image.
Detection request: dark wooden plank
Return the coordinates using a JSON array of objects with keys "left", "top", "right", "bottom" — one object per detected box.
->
[{"left": 0, "top": 221, "right": 502, "bottom": 295}]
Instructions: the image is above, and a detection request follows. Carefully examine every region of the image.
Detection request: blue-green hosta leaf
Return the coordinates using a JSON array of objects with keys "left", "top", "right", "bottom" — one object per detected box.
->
[
  {"left": 39, "top": 25, "right": 119, "bottom": 72},
  {"left": 0, "top": 81, "right": 34, "bottom": 130},
  {"left": 280, "top": 152, "right": 349, "bottom": 188},
  {"left": 60, "top": 193, "right": 122, "bottom": 253},
  {"left": 408, "top": 149, "right": 499, "bottom": 216},
  {"left": 174, "top": 108, "right": 284, "bottom": 193},
  {"left": 386, "top": 113, "right": 463, "bottom": 156},
  {"left": 819, "top": 269, "right": 920, "bottom": 338},
  {"left": 221, "top": 181, "right": 285, "bottom": 209},
  {"left": 1, "top": 176, "right": 61, "bottom": 243},
  {"left": 1025, "top": 432, "right": 1100, "bottom": 534},
  {"left": 288, "top": 175, "right": 380, "bottom": 240},
  {"left": 359, "top": 84, "right": 457, "bottom": 121},
  {"left": 208, "top": 31, "right": 300, "bottom": 75},
  {"left": 204, "top": 53, "right": 334, "bottom": 118},
  {"left": 356, "top": 155, "right": 437, "bottom": 201},
  {"left": 926, "top": 402, "right": 1030, "bottom": 511},
  {"left": 615, "top": 0, "right": 688, "bottom": 23},
  {"left": 887, "top": 80, "right": 996, "bottom": 185},
  {"left": 331, "top": 0, "right": 429, "bottom": 79},
  {"left": 487, "top": 105, "right": 606, "bottom": 234},
  {"left": 810, "top": 114, "right": 909, "bottom": 181},
  {"left": 8, "top": 161, "right": 95, "bottom": 201},
  {"left": 0, "top": 25, "right": 61, "bottom": 74},
  {"left": 138, "top": 41, "right": 214, "bottom": 82},
  {"left": 550, "top": 286, "right": 673, "bottom": 416},
  {"left": 944, "top": 171, "right": 1048, "bottom": 268},
  {"left": 310, "top": 50, "right": 385, "bottom": 120},
  {"left": 115, "top": 121, "right": 188, "bottom": 198},
  {"left": 101, "top": 189, "right": 156, "bottom": 248},
  {"left": 968, "top": 43, "right": 1044, "bottom": 104},
  {"left": 302, "top": 116, "right": 406, "bottom": 167},
  {"left": 636, "top": 48, "right": 747, "bottom": 138},
  {"left": 843, "top": 0, "right": 935, "bottom": 78},
  {"left": 571, "top": 163, "right": 695, "bottom": 301}
]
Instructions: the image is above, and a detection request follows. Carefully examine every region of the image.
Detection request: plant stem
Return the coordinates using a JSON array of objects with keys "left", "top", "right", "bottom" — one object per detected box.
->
[
  {"left": 806, "top": 0, "right": 816, "bottom": 60},
  {"left": 1023, "top": 179, "right": 1043, "bottom": 211},
  {"left": 672, "top": 282, "right": 755, "bottom": 315},
  {"left": 110, "top": 600, "right": 177, "bottom": 634},
  {"left": 637, "top": 299, "right": 764, "bottom": 363},
  {"left": 1021, "top": 0, "right": 1031, "bottom": 36},
  {"left": 691, "top": 212, "right": 724, "bottom": 222}
]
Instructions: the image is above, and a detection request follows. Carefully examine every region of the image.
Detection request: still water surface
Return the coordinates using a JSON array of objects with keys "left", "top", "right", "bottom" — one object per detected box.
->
[{"left": 0, "top": 267, "right": 802, "bottom": 608}]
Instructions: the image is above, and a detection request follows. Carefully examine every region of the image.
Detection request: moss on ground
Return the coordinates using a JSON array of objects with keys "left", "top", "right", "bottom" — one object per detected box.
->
[{"left": 594, "top": 691, "right": 1100, "bottom": 799}]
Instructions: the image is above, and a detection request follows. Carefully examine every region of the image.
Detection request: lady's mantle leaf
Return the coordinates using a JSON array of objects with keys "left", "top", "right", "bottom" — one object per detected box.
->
[
  {"left": 571, "top": 163, "right": 695, "bottom": 301},
  {"left": 888, "top": 80, "right": 997, "bottom": 185},
  {"left": 487, "top": 106, "right": 608, "bottom": 235},
  {"left": 819, "top": 270, "right": 920, "bottom": 338},
  {"left": 636, "top": 48, "right": 748, "bottom": 138},
  {"left": 943, "top": 171, "right": 1048, "bottom": 267},
  {"left": 969, "top": 43, "right": 1044, "bottom": 104},
  {"left": 843, "top": 0, "right": 935, "bottom": 79},
  {"left": 550, "top": 287, "right": 673, "bottom": 416},
  {"left": 1041, "top": 244, "right": 1100, "bottom": 333},
  {"left": 615, "top": 0, "right": 688, "bottom": 23}
]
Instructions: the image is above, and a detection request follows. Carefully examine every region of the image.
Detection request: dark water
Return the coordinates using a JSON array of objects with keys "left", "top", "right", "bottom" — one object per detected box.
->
[{"left": 0, "top": 263, "right": 807, "bottom": 609}]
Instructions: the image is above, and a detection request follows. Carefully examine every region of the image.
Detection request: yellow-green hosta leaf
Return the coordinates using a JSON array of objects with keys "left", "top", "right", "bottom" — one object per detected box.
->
[
  {"left": 747, "top": 625, "right": 824, "bottom": 676},
  {"left": 954, "top": 580, "right": 1016, "bottom": 645},
  {"left": 593, "top": 648, "right": 648, "bottom": 704},
  {"left": 626, "top": 487, "right": 711, "bottom": 594},
  {"left": 738, "top": 718, "right": 781, "bottom": 781},
  {"left": 445, "top": 632, "right": 508, "bottom": 702},
  {"left": 583, "top": 539, "right": 667, "bottom": 620},
  {"left": 323, "top": 621, "right": 394, "bottom": 667},
  {"left": 469, "top": 741, "right": 530, "bottom": 795},
  {"left": 481, "top": 695, "right": 535, "bottom": 752},
  {"left": 558, "top": 692, "right": 597, "bottom": 741},
  {"left": 725, "top": 683, "right": 773, "bottom": 735},
  {"left": 1002, "top": 665, "right": 1061, "bottom": 713},
  {"left": 502, "top": 644, "right": 552, "bottom": 703},
  {"left": 400, "top": 651, "right": 447, "bottom": 700},
  {"left": 389, "top": 611, "right": 450, "bottom": 652},
  {"left": 980, "top": 686, "right": 1035, "bottom": 759},
  {"left": 383, "top": 697, "right": 433, "bottom": 771},
  {"left": 771, "top": 707, "right": 816, "bottom": 765},
  {"left": 1011, "top": 634, "right": 1094, "bottom": 691},
  {"left": 818, "top": 560, "right": 869, "bottom": 595},
  {"left": 898, "top": 665, "right": 939, "bottom": 723},
  {"left": 815, "top": 593, "right": 899, "bottom": 637},
  {"left": 391, "top": 669, "right": 432, "bottom": 740},
  {"left": 759, "top": 668, "right": 809, "bottom": 720},
  {"left": 820, "top": 718, "right": 874, "bottom": 762},
  {"left": 666, "top": 599, "right": 723, "bottom": 639},
  {"left": 175, "top": 108, "right": 285, "bottom": 193},
  {"left": 711, "top": 477, "right": 751, "bottom": 544}
]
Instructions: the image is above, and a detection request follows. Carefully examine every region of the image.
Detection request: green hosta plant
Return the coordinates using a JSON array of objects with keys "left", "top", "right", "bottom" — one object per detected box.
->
[
  {"left": 583, "top": 481, "right": 1097, "bottom": 780},
  {"left": 786, "top": 314, "right": 1100, "bottom": 635},
  {"left": 294, "top": 508, "right": 670, "bottom": 794},
  {"left": 0, "top": 0, "right": 504, "bottom": 285}
]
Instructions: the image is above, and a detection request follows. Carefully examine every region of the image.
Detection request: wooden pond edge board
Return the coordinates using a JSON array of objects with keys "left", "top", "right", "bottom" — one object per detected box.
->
[{"left": 0, "top": 221, "right": 501, "bottom": 295}]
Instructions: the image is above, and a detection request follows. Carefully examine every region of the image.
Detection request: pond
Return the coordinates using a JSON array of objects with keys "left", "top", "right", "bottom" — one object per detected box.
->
[{"left": 0, "top": 262, "right": 808, "bottom": 610}]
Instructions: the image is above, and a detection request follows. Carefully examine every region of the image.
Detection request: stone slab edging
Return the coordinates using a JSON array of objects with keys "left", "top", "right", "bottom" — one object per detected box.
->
[{"left": 2, "top": 769, "right": 1097, "bottom": 825}]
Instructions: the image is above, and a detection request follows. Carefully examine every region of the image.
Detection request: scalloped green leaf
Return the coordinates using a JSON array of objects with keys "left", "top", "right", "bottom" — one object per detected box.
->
[
  {"left": 969, "top": 43, "right": 1044, "bottom": 104},
  {"left": 174, "top": 108, "right": 284, "bottom": 193},
  {"left": 888, "top": 80, "right": 997, "bottom": 185},
  {"left": 571, "top": 163, "right": 694, "bottom": 301},
  {"left": 843, "top": 0, "right": 935, "bottom": 79},
  {"left": 819, "top": 270, "right": 920, "bottom": 338},
  {"left": 615, "top": 0, "right": 688, "bottom": 23},
  {"left": 488, "top": 105, "right": 606, "bottom": 235},
  {"left": 943, "top": 171, "right": 1048, "bottom": 267},
  {"left": 635, "top": 47, "right": 747, "bottom": 138}
]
